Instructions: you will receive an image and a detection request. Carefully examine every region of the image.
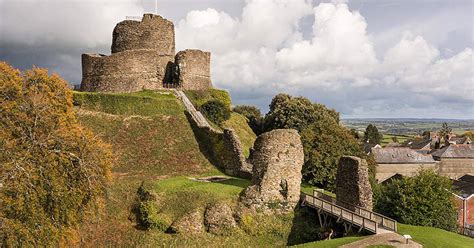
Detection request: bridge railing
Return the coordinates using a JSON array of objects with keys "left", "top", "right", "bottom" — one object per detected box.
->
[
  {"left": 313, "top": 190, "right": 397, "bottom": 232},
  {"left": 303, "top": 193, "right": 378, "bottom": 234}
]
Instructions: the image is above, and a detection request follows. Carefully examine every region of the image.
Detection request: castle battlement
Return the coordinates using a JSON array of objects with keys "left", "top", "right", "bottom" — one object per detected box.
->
[{"left": 80, "top": 14, "right": 212, "bottom": 93}]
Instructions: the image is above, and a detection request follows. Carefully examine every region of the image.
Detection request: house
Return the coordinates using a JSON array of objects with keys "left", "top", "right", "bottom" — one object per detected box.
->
[
  {"left": 372, "top": 147, "right": 437, "bottom": 182},
  {"left": 449, "top": 136, "right": 472, "bottom": 145},
  {"left": 405, "top": 138, "right": 432, "bottom": 150},
  {"left": 363, "top": 142, "right": 381, "bottom": 155},
  {"left": 432, "top": 144, "right": 474, "bottom": 179},
  {"left": 452, "top": 175, "right": 474, "bottom": 237}
]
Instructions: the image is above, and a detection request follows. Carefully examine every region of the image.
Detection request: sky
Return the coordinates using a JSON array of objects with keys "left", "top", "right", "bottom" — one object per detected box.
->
[{"left": 1, "top": 0, "right": 473, "bottom": 119}]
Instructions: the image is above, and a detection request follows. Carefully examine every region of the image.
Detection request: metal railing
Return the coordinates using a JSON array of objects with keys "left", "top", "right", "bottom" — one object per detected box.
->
[
  {"left": 312, "top": 191, "right": 398, "bottom": 232},
  {"left": 303, "top": 193, "right": 378, "bottom": 233}
]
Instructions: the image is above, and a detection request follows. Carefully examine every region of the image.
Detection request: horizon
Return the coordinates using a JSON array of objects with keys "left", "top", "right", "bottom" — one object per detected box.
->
[{"left": 1, "top": 0, "right": 473, "bottom": 119}]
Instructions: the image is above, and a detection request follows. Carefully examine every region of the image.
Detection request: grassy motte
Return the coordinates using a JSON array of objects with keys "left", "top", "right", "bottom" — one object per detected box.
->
[
  {"left": 223, "top": 113, "right": 257, "bottom": 157},
  {"left": 398, "top": 223, "right": 473, "bottom": 248}
]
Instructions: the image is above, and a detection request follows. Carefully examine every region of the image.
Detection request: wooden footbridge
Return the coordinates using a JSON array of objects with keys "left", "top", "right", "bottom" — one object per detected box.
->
[{"left": 301, "top": 190, "right": 397, "bottom": 234}]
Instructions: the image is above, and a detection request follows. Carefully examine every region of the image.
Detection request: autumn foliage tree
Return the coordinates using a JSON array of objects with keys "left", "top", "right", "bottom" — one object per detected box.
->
[{"left": 0, "top": 62, "right": 112, "bottom": 246}]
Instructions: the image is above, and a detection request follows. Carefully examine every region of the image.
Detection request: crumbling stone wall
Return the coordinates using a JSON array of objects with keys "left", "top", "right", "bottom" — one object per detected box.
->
[
  {"left": 175, "top": 49, "right": 212, "bottom": 90},
  {"left": 175, "top": 90, "right": 250, "bottom": 178},
  {"left": 239, "top": 129, "right": 304, "bottom": 213},
  {"left": 81, "top": 14, "right": 212, "bottom": 92},
  {"left": 336, "top": 156, "right": 373, "bottom": 211},
  {"left": 111, "top": 14, "right": 175, "bottom": 55},
  {"left": 80, "top": 51, "right": 173, "bottom": 92}
]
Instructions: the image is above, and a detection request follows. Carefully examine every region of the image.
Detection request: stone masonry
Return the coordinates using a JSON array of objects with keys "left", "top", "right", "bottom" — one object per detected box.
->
[
  {"left": 111, "top": 14, "right": 175, "bottom": 55},
  {"left": 81, "top": 14, "right": 212, "bottom": 92},
  {"left": 336, "top": 156, "right": 373, "bottom": 211},
  {"left": 174, "top": 49, "right": 212, "bottom": 90},
  {"left": 239, "top": 129, "right": 304, "bottom": 213}
]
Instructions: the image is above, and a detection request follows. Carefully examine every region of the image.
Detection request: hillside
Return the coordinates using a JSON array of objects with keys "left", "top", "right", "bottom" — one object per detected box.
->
[{"left": 73, "top": 90, "right": 323, "bottom": 246}]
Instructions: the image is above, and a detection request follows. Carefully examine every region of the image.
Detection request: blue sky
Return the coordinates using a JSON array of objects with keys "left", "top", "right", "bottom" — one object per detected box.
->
[{"left": 1, "top": 0, "right": 473, "bottom": 118}]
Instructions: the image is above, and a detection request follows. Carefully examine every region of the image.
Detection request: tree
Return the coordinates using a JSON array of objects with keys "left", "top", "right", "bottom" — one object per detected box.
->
[
  {"left": 0, "top": 62, "right": 113, "bottom": 246},
  {"left": 200, "top": 99, "right": 231, "bottom": 125},
  {"left": 375, "top": 170, "right": 457, "bottom": 231},
  {"left": 233, "top": 105, "right": 264, "bottom": 135},
  {"left": 439, "top": 122, "right": 452, "bottom": 142},
  {"left": 364, "top": 124, "right": 383, "bottom": 144},
  {"left": 391, "top": 136, "right": 399, "bottom": 143},
  {"left": 263, "top": 94, "right": 368, "bottom": 190}
]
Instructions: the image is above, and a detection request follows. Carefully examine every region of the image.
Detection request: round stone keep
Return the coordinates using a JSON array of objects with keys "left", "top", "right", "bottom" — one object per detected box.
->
[{"left": 240, "top": 129, "right": 304, "bottom": 211}]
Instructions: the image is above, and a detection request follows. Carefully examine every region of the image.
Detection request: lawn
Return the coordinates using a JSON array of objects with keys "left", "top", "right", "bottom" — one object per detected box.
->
[
  {"left": 380, "top": 134, "right": 412, "bottom": 147},
  {"left": 397, "top": 223, "right": 473, "bottom": 248},
  {"left": 292, "top": 236, "right": 364, "bottom": 248},
  {"left": 223, "top": 112, "right": 257, "bottom": 157}
]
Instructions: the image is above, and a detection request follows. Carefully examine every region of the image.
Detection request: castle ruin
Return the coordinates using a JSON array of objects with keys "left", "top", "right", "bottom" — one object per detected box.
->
[{"left": 80, "top": 14, "right": 212, "bottom": 92}]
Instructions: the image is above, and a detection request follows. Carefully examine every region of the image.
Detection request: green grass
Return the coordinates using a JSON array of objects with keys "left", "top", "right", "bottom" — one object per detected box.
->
[
  {"left": 367, "top": 245, "right": 395, "bottom": 248},
  {"left": 300, "top": 183, "right": 335, "bottom": 197},
  {"left": 292, "top": 236, "right": 364, "bottom": 248},
  {"left": 398, "top": 223, "right": 473, "bottom": 248},
  {"left": 184, "top": 89, "right": 231, "bottom": 109},
  {"left": 380, "top": 134, "right": 412, "bottom": 146},
  {"left": 73, "top": 90, "right": 182, "bottom": 116},
  {"left": 223, "top": 113, "right": 257, "bottom": 157}
]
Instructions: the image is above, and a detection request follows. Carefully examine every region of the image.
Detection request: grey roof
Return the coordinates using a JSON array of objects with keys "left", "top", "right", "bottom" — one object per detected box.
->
[
  {"left": 402, "top": 138, "right": 432, "bottom": 150},
  {"left": 431, "top": 144, "right": 474, "bottom": 159},
  {"left": 449, "top": 137, "right": 471, "bottom": 144},
  {"left": 373, "top": 147, "right": 436, "bottom": 164},
  {"left": 452, "top": 175, "right": 474, "bottom": 197}
]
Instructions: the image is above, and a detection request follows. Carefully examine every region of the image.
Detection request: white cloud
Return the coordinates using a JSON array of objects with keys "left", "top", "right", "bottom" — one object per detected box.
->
[{"left": 175, "top": 0, "right": 473, "bottom": 117}]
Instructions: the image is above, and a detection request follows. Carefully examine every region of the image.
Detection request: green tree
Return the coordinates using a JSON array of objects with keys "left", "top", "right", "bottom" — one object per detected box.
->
[
  {"left": 263, "top": 94, "right": 369, "bottom": 190},
  {"left": 439, "top": 122, "right": 452, "bottom": 141},
  {"left": 375, "top": 170, "right": 457, "bottom": 231},
  {"left": 200, "top": 99, "right": 231, "bottom": 125},
  {"left": 0, "top": 62, "right": 113, "bottom": 246},
  {"left": 391, "top": 136, "right": 399, "bottom": 143},
  {"left": 233, "top": 105, "right": 264, "bottom": 135},
  {"left": 364, "top": 124, "right": 383, "bottom": 144}
]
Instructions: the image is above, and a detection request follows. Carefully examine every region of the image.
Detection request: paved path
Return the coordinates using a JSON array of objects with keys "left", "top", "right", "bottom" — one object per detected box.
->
[{"left": 340, "top": 233, "right": 422, "bottom": 248}]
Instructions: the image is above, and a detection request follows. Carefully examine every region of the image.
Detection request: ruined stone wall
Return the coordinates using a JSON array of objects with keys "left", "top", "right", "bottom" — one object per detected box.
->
[
  {"left": 81, "top": 51, "right": 173, "bottom": 92},
  {"left": 81, "top": 14, "right": 212, "bottom": 92},
  {"left": 336, "top": 156, "right": 373, "bottom": 211},
  {"left": 175, "top": 49, "right": 212, "bottom": 90},
  {"left": 111, "top": 14, "right": 175, "bottom": 55},
  {"left": 239, "top": 129, "right": 304, "bottom": 213},
  {"left": 174, "top": 90, "right": 250, "bottom": 178}
]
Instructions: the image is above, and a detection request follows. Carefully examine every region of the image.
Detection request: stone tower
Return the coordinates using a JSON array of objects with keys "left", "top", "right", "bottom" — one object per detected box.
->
[
  {"left": 239, "top": 129, "right": 304, "bottom": 213},
  {"left": 336, "top": 156, "right": 373, "bottom": 211},
  {"left": 80, "top": 14, "right": 212, "bottom": 93}
]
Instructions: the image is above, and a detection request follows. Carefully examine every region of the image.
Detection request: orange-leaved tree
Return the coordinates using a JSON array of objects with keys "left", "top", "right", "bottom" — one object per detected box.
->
[{"left": 0, "top": 62, "right": 112, "bottom": 246}]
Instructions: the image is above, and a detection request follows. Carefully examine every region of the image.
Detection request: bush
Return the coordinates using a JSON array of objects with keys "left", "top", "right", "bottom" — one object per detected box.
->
[
  {"left": 184, "top": 89, "right": 231, "bottom": 109},
  {"left": 131, "top": 182, "right": 170, "bottom": 231},
  {"left": 375, "top": 170, "right": 457, "bottom": 231},
  {"left": 233, "top": 105, "right": 264, "bottom": 135},
  {"left": 200, "top": 100, "right": 231, "bottom": 125},
  {"left": 0, "top": 62, "right": 112, "bottom": 246}
]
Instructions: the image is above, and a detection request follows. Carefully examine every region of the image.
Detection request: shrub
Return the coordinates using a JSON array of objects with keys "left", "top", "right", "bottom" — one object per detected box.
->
[
  {"left": 0, "top": 62, "right": 112, "bottom": 246},
  {"left": 200, "top": 100, "right": 231, "bottom": 125},
  {"left": 131, "top": 182, "right": 170, "bottom": 231},
  {"left": 375, "top": 170, "right": 457, "bottom": 231},
  {"left": 233, "top": 105, "right": 264, "bottom": 135},
  {"left": 184, "top": 89, "right": 231, "bottom": 109}
]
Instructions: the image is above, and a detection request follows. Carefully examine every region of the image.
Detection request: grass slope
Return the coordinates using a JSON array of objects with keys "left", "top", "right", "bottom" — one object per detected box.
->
[
  {"left": 223, "top": 113, "right": 257, "bottom": 157},
  {"left": 73, "top": 90, "right": 327, "bottom": 247},
  {"left": 398, "top": 223, "right": 473, "bottom": 248},
  {"left": 74, "top": 90, "right": 216, "bottom": 246}
]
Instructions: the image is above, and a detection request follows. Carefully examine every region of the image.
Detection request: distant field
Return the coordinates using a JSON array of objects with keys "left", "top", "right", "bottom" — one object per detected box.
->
[
  {"left": 342, "top": 118, "right": 474, "bottom": 136},
  {"left": 380, "top": 134, "right": 412, "bottom": 146}
]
